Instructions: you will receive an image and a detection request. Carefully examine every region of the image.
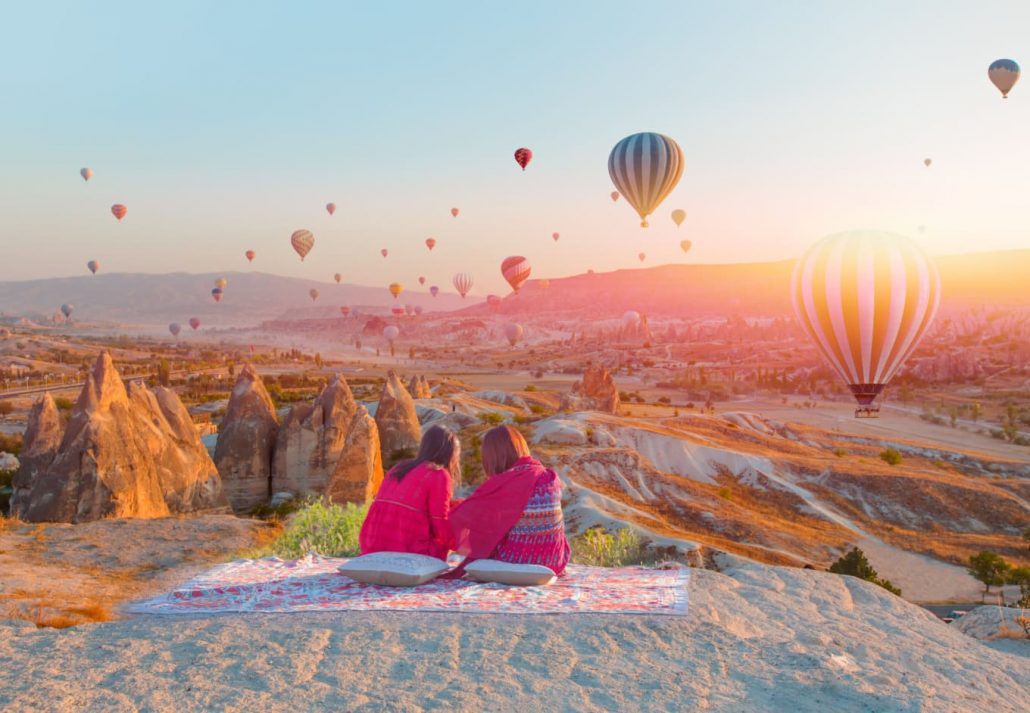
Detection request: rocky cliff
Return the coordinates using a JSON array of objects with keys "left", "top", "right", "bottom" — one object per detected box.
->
[
  {"left": 375, "top": 370, "right": 422, "bottom": 460},
  {"left": 9, "top": 394, "right": 62, "bottom": 518},
  {"left": 214, "top": 365, "right": 280, "bottom": 512},
  {"left": 559, "top": 364, "right": 620, "bottom": 414}
]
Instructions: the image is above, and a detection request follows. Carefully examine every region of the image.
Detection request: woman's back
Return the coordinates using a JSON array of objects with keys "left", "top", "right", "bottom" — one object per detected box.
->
[
  {"left": 359, "top": 462, "right": 452, "bottom": 560},
  {"left": 493, "top": 464, "right": 570, "bottom": 574}
]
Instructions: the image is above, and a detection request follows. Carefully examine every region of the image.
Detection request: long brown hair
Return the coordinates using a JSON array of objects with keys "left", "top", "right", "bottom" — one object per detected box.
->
[
  {"left": 391, "top": 425, "right": 460, "bottom": 482},
  {"left": 481, "top": 425, "right": 531, "bottom": 477}
]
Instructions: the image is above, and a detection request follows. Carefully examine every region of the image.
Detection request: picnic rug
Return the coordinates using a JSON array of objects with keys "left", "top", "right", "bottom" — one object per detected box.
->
[{"left": 125, "top": 554, "right": 690, "bottom": 616}]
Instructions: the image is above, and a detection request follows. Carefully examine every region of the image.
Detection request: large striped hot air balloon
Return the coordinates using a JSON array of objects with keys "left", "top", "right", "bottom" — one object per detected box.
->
[
  {"left": 291, "top": 230, "right": 314, "bottom": 260},
  {"left": 111, "top": 204, "right": 127, "bottom": 221},
  {"left": 501, "top": 256, "right": 530, "bottom": 293},
  {"left": 87, "top": 260, "right": 99, "bottom": 275},
  {"left": 608, "top": 132, "right": 683, "bottom": 227},
  {"left": 988, "top": 59, "right": 1020, "bottom": 98},
  {"left": 514, "top": 147, "right": 532, "bottom": 171},
  {"left": 389, "top": 282, "right": 403, "bottom": 299},
  {"left": 453, "top": 272, "right": 473, "bottom": 298},
  {"left": 791, "top": 231, "right": 940, "bottom": 415}
]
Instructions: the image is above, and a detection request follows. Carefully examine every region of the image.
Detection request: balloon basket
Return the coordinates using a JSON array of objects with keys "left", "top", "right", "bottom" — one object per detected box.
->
[{"left": 854, "top": 406, "right": 880, "bottom": 418}]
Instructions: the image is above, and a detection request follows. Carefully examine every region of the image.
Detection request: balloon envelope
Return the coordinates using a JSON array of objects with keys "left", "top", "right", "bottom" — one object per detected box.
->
[
  {"left": 384, "top": 326, "right": 400, "bottom": 341},
  {"left": 215, "top": 278, "right": 228, "bottom": 290},
  {"left": 391, "top": 306, "right": 404, "bottom": 316},
  {"left": 501, "top": 256, "right": 531, "bottom": 293},
  {"left": 111, "top": 204, "right": 127, "bottom": 221},
  {"left": 381, "top": 249, "right": 388, "bottom": 258},
  {"left": 989, "top": 58, "right": 1020, "bottom": 97},
  {"left": 680, "top": 240, "right": 692, "bottom": 253},
  {"left": 514, "top": 147, "right": 532, "bottom": 170},
  {"left": 426, "top": 238, "right": 436, "bottom": 251},
  {"left": 451, "top": 207, "right": 459, "bottom": 217},
  {"left": 791, "top": 230, "right": 940, "bottom": 408},
  {"left": 340, "top": 306, "right": 351, "bottom": 316},
  {"left": 245, "top": 250, "right": 255, "bottom": 262},
  {"left": 334, "top": 273, "right": 342, "bottom": 284},
  {"left": 169, "top": 323, "right": 181, "bottom": 337},
  {"left": 87, "top": 260, "right": 99, "bottom": 275},
  {"left": 418, "top": 276, "right": 426, "bottom": 285},
  {"left": 326, "top": 202, "right": 336, "bottom": 215},
  {"left": 610, "top": 191, "right": 620, "bottom": 202},
  {"left": 453, "top": 272, "right": 473, "bottom": 298},
  {"left": 189, "top": 318, "right": 201, "bottom": 330},
  {"left": 608, "top": 132, "right": 683, "bottom": 227},
  {"left": 211, "top": 288, "right": 223, "bottom": 302},
  {"left": 487, "top": 294, "right": 501, "bottom": 308},
  {"left": 80, "top": 167, "right": 93, "bottom": 181},
  {"left": 671, "top": 209, "right": 686, "bottom": 227},
  {"left": 60, "top": 303, "right": 74, "bottom": 318},
  {"left": 552, "top": 232, "right": 560, "bottom": 242},
  {"left": 389, "top": 282, "right": 403, "bottom": 299},
  {"left": 291, "top": 230, "right": 314, "bottom": 260},
  {"left": 638, "top": 252, "right": 646, "bottom": 262},
  {"left": 923, "top": 158, "right": 932, "bottom": 167},
  {"left": 430, "top": 286, "right": 439, "bottom": 297},
  {"left": 504, "top": 323, "right": 524, "bottom": 347},
  {"left": 623, "top": 310, "right": 640, "bottom": 326},
  {"left": 309, "top": 288, "right": 319, "bottom": 301}
]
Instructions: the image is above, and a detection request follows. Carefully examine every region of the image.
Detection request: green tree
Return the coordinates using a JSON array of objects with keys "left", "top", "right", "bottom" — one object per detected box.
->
[
  {"left": 879, "top": 448, "right": 903, "bottom": 466},
  {"left": 967, "top": 551, "right": 1011, "bottom": 600},
  {"left": 1008, "top": 566, "right": 1030, "bottom": 608},
  {"left": 829, "top": 547, "right": 902, "bottom": 596}
]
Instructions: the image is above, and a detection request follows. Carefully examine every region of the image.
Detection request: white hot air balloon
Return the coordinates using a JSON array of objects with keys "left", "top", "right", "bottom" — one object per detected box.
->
[{"left": 453, "top": 272, "right": 473, "bottom": 298}]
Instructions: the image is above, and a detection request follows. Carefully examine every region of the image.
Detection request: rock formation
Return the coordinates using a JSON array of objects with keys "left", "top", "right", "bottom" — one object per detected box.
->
[
  {"left": 271, "top": 375, "right": 359, "bottom": 497},
  {"left": 407, "top": 375, "right": 432, "bottom": 399},
  {"left": 375, "top": 370, "right": 422, "bottom": 460},
  {"left": 214, "top": 365, "right": 279, "bottom": 512},
  {"left": 325, "top": 406, "right": 384, "bottom": 505},
  {"left": 559, "top": 364, "right": 620, "bottom": 414},
  {"left": 17, "top": 352, "right": 227, "bottom": 523},
  {"left": 9, "top": 393, "right": 62, "bottom": 518}
]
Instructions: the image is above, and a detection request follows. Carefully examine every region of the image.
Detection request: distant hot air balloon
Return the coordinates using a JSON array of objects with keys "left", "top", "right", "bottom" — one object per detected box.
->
[
  {"left": 430, "top": 286, "right": 440, "bottom": 298},
  {"left": 923, "top": 158, "right": 932, "bottom": 168},
  {"left": 451, "top": 207, "right": 459, "bottom": 218},
  {"left": 389, "top": 282, "right": 403, "bottom": 299},
  {"left": 334, "top": 273, "right": 342, "bottom": 284},
  {"left": 340, "top": 306, "right": 351, "bottom": 317},
  {"left": 610, "top": 191, "right": 620, "bottom": 202},
  {"left": 638, "top": 252, "right": 646, "bottom": 262},
  {"left": 453, "top": 272, "right": 473, "bottom": 298},
  {"left": 414, "top": 305, "right": 423, "bottom": 316},
  {"left": 381, "top": 248, "right": 389, "bottom": 258},
  {"left": 215, "top": 278, "right": 228, "bottom": 290},
  {"left": 514, "top": 147, "right": 533, "bottom": 171},
  {"left": 384, "top": 325, "right": 400, "bottom": 341},
  {"left": 291, "top": 230, "right": 314, "bottom": 260},
  {"left": 80, "top": 167, "right": 93, "bottom": 182},
  {"left": 608, "top": 132, "right": 683, "bottom": 227},
  {"left": 425, "top": 238, "right": 437, "bottom": 251},
  {"left": 501, "top": 256, "right": 531, "bottom": 293},
  {"left": 418, "top": 276, "right": 426, "bottom": 286},
  {"left": 87, "top": 260, "right": 99, "bottom": 275},
  {"left": 791, "top": 231, "right": 940, "bottom": 415},
  {"left": 326, "top": 202, "right": 336, "bottom": 216},
  {"left": 623, "top": 310, "right": 640, "bottom": 327},
  {"left": 211, "top": 288, "right": 223, "bottom": 303},
  {"left": 504, "top": 323, "right": 524, "bottom": 347},
  {"left": 989, "top": 58, "right": 1020, "bottom": 98},
  {"left": 539, "top": 279, "right": 550, "bottom": 290},
  {"left": 680, "top": 240, "right": 692, "bottom": 253},
  {"left": 189, "top": 318, "right": 201, "bottom": 330},
  {"left": 61, "top": 303, "right": 74, "bottom": 319},
  {"left": 552, "top": 232, "right": 560, "bottom": 242},
  {"left": 111, "top": 204, "right": 127, "bottom": 221},
  {"left": 405, "top": 304, "right": 414, "bottom": 316},
  {"left": 671, "top": 209, "right": 686, "bottom": 227},
  {"left": 391, "top": 306, "right": 405, "bottom": 317},
  {"left": 245, "top": 250, "right": 255, "bottom": 262},
  {"left": 169, "top": 323, "right": 181, "bottom": 338},
  {"left": 487, "top": 294, "right": 501, "bottom": 309},
  {"left": 309, "top": 288, "right": 320, "bottom": 302}
]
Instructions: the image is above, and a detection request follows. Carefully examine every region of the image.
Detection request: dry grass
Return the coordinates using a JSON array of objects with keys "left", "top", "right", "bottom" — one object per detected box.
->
[
  {"left": 0, "top": 515, "right": 24, "bottom": 534},
  {"left": 226, "top": 518, "right": 284, "bottom": 561},
  {"left": 3, "top": 595, "right": 113, "bottom": 629}
]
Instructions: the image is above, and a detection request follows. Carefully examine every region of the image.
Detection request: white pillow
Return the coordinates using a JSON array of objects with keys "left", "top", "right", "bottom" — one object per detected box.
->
[
  {"left": 338, "top": 552, "right": 450, "bottom": 586},
  {"left": 465, "top": 559, "right": 556, "bottom": 586}
]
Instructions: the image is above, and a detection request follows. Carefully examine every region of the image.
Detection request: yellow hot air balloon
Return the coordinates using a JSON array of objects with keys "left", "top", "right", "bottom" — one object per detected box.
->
[
  {"left": 671, "top": 209, "right": 686, "bottom": 227},
  {"left": 608, "top": 132, "right": 683, "bottom": 227},
  {"left": 215, "top": 278, "right": 228, "bottom": 290},
  {"left": 680, "top": 240, "right": 692, "bottom": 253},
  {"left": 791, "top": 231, "right": 940, "bottom": 416},
  {"left": 291, "top": 229, "right": 314, "bottom": 260},
  {"left": 389, "top": 282, "right": 403, "bottom": 299}
]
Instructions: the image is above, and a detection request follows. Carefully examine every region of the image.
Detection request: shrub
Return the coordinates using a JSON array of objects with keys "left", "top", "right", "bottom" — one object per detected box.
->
[
  {"left": 270, "top": 499, "right": 367, "bottom": 559},
  {"left": 571, "top": 527, "right": 654, "bottom": 567},
  {"left": 529, "top": 404, "right": 546, "bottom": 415},
  {"left": 524, "top": 384, "right": 537, "bottom": 392},
  {"left": 717, "top": 486, "right": 733, "bottom": 501},
  {"left": 657, "top": 396, "right": 671, "bottom": 405},
  {"left": 967, "top": 551, "right": 1010, "bottom": 599},
  {"left": 54, "top": 397, "right": 74, "bottom": 411},
  {"left": 833, "top": 448, "right": 848, "bottom": 458},
  {"left": 879, "top": 448, "right": 902, "bottom": 466},
  {"left": 829, "top": 547, "right": 902, "bottom": 596},
  {"left": 478, "top": 412, "right": 505, "bottom": 426}
]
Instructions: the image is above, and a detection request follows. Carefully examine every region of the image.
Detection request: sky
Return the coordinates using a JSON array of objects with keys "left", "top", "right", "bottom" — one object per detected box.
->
[{"left": 1, "top": 1, "right": 1028, "bottom": 293}]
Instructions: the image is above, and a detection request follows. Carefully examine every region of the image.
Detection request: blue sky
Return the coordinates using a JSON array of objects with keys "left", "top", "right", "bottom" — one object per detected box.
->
[{"left": 1, "top": 1, "right": 1028, "bottom": 292}]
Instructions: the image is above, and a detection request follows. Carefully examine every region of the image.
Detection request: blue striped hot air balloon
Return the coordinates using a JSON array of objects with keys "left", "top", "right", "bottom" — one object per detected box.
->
[
  {"left": 988, "top": 59, "right": 1020, "bottom": 98},
  {"left": 608, "top": 132, "right": 683, "bottom": 228}
]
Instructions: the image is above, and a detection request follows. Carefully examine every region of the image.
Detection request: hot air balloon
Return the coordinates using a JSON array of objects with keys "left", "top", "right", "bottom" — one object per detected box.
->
[
  {"left": 638, "top": 252, "right": 646, "bottom": 262},
  {"left": 215, "top": 278, "right": 228, "bottom": 290},
  {"left": 623, "top": 310, "right": 640, "bottom": 327},
  {"left": 61, "top": 303, "right": 74, "bottom": 319},
  {"left": 451, "top": 207, "right": 459, "bottom": 218},
  {"left": 405, "top": 304, "right": 414, "bottom": 316},
  {"left": 487, "top": 294, "right": 501, "bottom": 309},
  {"left": 389, "top": 282, "right": 403, "bottom": 299},
  {"left": 381, "top": 249, "right": 389, "bottom": 258},
  {"left": 326, "top": 202, "right": 336, "bottom": 215},
  {"left": 552, "top": 232, "right": 560, "bottom": 242},
  {"left": 504, "top": 323, "right": 524, "bottom": 347},
  {"left": 453, "top": 272, "right": 473, "bottom": 298},
  {"left": 111, "top": 204, "right": 127, "bottom": 221},
  {"left": 189, "top": 318, "right": 201, "bottom": 330},
  {"left": 539, "top": 279, "right": 550, "bottom": 290},
  {"left": 245, "top": 250, "right": 255, "bottom": 262},
  {"left": 309, "top": 288, "right": 320, "bottom": 302},
  {"left": 608, "top": 132, "right": 683, "bottom": 227},
  {"left": 923, "top": 158, "right": 932, "bottom": 168},
  {"left": 791, "top": 230, "right": 940, "bottom": 416},
  {"left": 514, "top": 147, "right": 532, "bottom": 171},
  {"left": 671, "top": 209, "right": 686, "bottom": 227},
  {"left": 169, "top": 323, "right": 181, "bottom": 338},
  {"left": 680, "top": 240, "right": 692, "bottom": 253},
  {"left": 430, "top": 286, "right": 439, "bottom": 298},
  {"left": 418, "top": 276, "right": 426, "bottom": 286},
  {"left": 425, "top": 238, "right": 436, "bottom": 251},
  {"left": 87, "top": 260, "right": 99, "bottom": 275},
  {"left": 383, "top": 325, "right": 400, "bottom": 356},
  {"left": 391, "top": 306, "right": 405, "bottom": 317},
  {"left": 333, "top": 273, "right": 342, "bottom": 284},
  {"left": 291, "top": 230, "right": 314, "bottom": 260},
  {"left": 610, "top": 191, "right": 620, "bottom": 202},
  {"left": 80, "top": 167, "right": 93, "bottom": 182},
  {"left": 414, "top": 305, "right": 423, "bottom": 316},
  {"left": 989, "top": 59, "right": 1020, "bottom": 98},
  {"left": 211, "top": 288, "right": 223, "bottom": 303},
  {"left": 340, "top": 306, "right": 351, "bottom": 317},
  {"left": 501, "top": 256, "right": 530, "bottom": 293}
]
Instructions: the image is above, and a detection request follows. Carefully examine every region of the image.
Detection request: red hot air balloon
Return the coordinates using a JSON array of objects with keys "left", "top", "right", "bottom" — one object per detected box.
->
[
  {"left": 87, "top": 260, "right": 99, "bottom": 275},
  {"left": 610, "top": 191, "right": 620, "bottom": 202},
  {"left": 245, "top": 250, "right": 255, "bottom": 262},
  {"left": 381, "top": 248, "right": 389, "bottom": 258},
  {"left": 501, "top": 256, "right": 531, "bottom": 293},
  {"left": 638, "top": 252, "right": 646, "bottom": 262},
  {"left": 111, "top": 204, "right": 127, "bottom": 221},
  {"left": 430, "top": 285, "right": 440, "bottom": 298},
  {"left": 391, "top": 306, "right": 404, "bottom": 317},
  {"left": 326, "top": 202, "right": 336, "bottom": 215},
  {"left": 451, "top": 207, "right": 459, "bottom": 218},
  {"left": 291, "top": 230, "right": 314, "bottom": 260},
  {"left": 425, "top": 238, "right": 436, "bottom": 251},
  {"left": 189, "top": 318, "right": 201, "bottom": 330},
  {"left": 211, "top": 287, "right": 223, "bottom": 303},
  {"left": 418, "top": 276, "right": 426, "bottom": 286},
  {"left": 552, "top": 232, "right": 560, "bottom": 242},
  {"left": 514, "top": 147, "right": 533, "bottom": 171}
]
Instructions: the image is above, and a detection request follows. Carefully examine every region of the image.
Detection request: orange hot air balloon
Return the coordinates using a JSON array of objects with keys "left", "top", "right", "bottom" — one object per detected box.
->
[
  {"left": 309, "top": 288, "right": 320, "bottom": 302},
  {"left": 680, "top": 240, "right": 692, "bottom": 253},
  {"left": 291, "top": 229, "right": 314, "bottom": 260},
  {"left": 638, "top": 252, "right": 646, "bottom": 262},
  {"left": 381, "top": 248, "right": 389, "bottom": 258},
  {"left": 334, "top": 273, "right": 342, "bottom": 284},
  {"left": 552, "top": 232, "right": 560, "bottom": 242},
  {"left": 389, "top": 282, "right": 403, "bottom": 299},
  {"left": 326, "top": 202, "right": 336, "bottom": 215},
  {"left": 340, "top": 306, "right": 351, "bottom": 317},
  {"left": 418, "top": 276, "right": 426, "bottom": 285},
  {"left": 451, "top": 207, "right": 459, "bottom": 218},
  {"left": 671, "top": 209, "right": 686, "bottom": 227},
  {"left": 87, "top": 260, "right": 99, "bottom": 275},
  {"left": 425, "top": 238, "right": 436, "bottom": 251},
  {"left": 111, "top": 204, "right": 127, "bottom": 221},
  {"left": 610, "top": 191, "right": 620, "bottom": 202},
  {"left": 501, "top": 256, "right": 531, "bottom": 293},
  {"left": 215, "top": 278, "right": 228, "bottom": 290},
  {"left": 245, "top": 250, "right": 255, "bottom": 262},
  {"left": 514, "top": 147, "right": 532, "bottom": 171}
]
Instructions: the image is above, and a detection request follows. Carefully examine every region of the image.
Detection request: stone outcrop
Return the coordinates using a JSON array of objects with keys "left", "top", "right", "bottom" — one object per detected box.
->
[
  {"left": 559, "top": 364, "right": 620, "bottom": 414},
  {"left": 325, "top": 406, "right": 384, "bottom": 505},
  {"left": 271, "top": 375, "right": 359, "bottom": 498},
  {"left": 407, "top": 375, "right": 432, "bottom": 399},
  {"left": 375, "top": 370, "right": 422, "bottom": 460},
  {"left": 17, "top": 353, "right": 227, "bottom": 523},
  {"left": 214, "top": 365, "right": 279, "bottom": 513},
  {"left": 9, "top": 393, "right": 62, "bottom": 518}
]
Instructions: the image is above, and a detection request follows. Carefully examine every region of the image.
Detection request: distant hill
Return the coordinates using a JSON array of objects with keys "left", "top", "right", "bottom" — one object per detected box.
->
[{"left": 0, "top": 272, "right": 466, "bottom": 326}]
